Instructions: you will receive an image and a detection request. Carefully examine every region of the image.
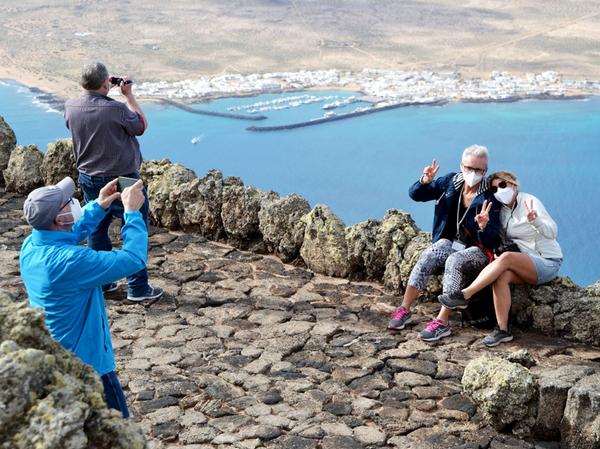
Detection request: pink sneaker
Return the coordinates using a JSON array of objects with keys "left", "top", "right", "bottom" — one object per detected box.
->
[
  {"left": 388, "top": 306, "right": 412, "bottom": 330},
  {"left": 418, "top": 319, "right": 451, "bottom": 342}
]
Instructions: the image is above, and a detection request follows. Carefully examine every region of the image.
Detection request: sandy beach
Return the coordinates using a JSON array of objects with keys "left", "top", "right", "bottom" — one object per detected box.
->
[{"left": 1, "top": 1, "right": 599, "bottom": 97}]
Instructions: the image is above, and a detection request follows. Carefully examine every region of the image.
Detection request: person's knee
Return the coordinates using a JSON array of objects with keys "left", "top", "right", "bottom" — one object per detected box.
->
[
  {"left": 497, "top": 252, "right": 516, "bottom": 267},
  {"left": 495, "top": 270, "right": 513, "bottom": 285}
]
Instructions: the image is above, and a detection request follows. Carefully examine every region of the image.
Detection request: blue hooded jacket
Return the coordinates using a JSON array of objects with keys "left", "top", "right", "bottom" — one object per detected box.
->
[
  {"left": 409, "top": 172, "right": 502, "bottom": 252},
  {"left": 20, "top": 200, "right": 147, "bottom": 375}
]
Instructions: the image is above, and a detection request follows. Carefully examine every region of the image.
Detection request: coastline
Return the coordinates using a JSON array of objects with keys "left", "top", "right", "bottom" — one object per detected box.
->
[{"left": 2, "top": 71, "right": 597, "bottom": 122}]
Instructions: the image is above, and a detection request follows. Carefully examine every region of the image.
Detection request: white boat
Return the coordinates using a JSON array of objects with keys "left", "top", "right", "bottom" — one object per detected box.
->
[{"left": 191, "top": 136, "right": 203, "bottom": 144}]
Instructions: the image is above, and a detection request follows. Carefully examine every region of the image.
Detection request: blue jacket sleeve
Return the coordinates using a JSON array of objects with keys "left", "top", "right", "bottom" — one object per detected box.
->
[
  {"left": 64, "top": 211, "right": 148, "bottom": 289},
  {"left": 409, "top": 172, "right": 454, "bottom": 203},
  {"left": 71, "top": 200, "right": 108, "bottom": 243},
  {"left": 475, "top": 197, "right": 502, "bottom": 250}
]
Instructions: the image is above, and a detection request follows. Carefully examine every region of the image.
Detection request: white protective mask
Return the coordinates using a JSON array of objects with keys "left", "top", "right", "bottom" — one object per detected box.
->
[
  {"left": 463, "top": 170, "right": 484, "bottom": 187},
  {"left": 57, "top": 199, "right": 83, "bottom": 225},
  {"left": 494, "top": 187, "right": 515, "bottom": 205}
]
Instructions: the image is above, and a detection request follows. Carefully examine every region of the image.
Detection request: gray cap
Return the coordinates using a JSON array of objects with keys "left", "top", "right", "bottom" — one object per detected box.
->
[{"left": 23, "top": 177, "right": 76, "bottom": 230}]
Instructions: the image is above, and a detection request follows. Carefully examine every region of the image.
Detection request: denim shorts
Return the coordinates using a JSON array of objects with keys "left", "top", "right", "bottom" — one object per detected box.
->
[{"left": 529, "top": 255, "right": 562, "bottom": 285}]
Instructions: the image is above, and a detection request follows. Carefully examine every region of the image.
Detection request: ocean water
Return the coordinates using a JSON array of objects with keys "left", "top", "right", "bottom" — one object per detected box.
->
[{"left": 1, "top": 80, "right": 599, "bottom": 286}]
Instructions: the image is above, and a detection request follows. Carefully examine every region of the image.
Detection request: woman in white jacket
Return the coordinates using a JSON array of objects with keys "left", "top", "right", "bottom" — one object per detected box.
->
[{"left": 438, "top": 171, "right": 563, "bottom": 347}]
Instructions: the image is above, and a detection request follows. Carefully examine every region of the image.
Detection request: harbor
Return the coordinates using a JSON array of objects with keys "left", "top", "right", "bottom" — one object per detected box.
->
[
  {"left": 158, "top": 98, "right": 267, "bottom": 120},
  {"left": 246, "top": 99, "right": 448, "bottom": 132}
]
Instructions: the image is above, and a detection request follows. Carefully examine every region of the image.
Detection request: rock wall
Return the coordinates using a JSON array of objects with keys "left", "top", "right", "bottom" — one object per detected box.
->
[
  {"left": 0, "top": 291, "right": 147, "bottom": 448},
  {"left": 462, "top": 354, "right": 600, "bottom": 449},
  {"left": 1, "top": 116, "right": 599, "bottom": 347}
]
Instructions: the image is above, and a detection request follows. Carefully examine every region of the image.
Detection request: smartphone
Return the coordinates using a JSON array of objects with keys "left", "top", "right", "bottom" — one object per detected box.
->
[{"left": 117, "top": 176, "right": 139, "bottom": 192}]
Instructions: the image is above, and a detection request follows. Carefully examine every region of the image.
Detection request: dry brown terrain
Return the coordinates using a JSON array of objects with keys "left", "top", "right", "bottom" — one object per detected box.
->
[{"left": 0, "top": 1, "right": 599, "bottom": 96}]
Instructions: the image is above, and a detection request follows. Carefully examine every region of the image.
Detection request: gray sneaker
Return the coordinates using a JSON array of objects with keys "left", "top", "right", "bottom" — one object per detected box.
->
[
  {"left": 127, "top": 284, "right": 164, "bottom": 302},
  {"left": 388, "top": 307, "right": 412, "bottom": 331},
  {"left": 418, "top": 319, "right": 452, "bottom": 342},
  {"left": 483, "top": 328, "right": 513, "bottom": 347}
]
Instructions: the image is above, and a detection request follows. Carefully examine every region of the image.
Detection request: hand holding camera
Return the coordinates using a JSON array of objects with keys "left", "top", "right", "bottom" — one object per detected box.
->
[{"left": 110, "top": 75, "right": 134, "bottom": 97}]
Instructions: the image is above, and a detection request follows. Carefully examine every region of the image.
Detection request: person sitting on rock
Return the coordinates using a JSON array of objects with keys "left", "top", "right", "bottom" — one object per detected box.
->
[
  {"left": 20, "top": 176, "right": 148, "bottom": 418},
  {"left": 438, "top": 171, "right": 563, "bottom": 347},
  {"left": 64, "top": 61, "right": 162, "bottom": 301},
  {"left": 388, "top": 145, "right": 502, "bottom": 342}
]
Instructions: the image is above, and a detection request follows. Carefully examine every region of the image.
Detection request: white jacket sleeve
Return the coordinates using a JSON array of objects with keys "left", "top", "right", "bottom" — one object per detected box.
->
[{"left": 530, "top": 197, "right": 558, "bottom": 239}]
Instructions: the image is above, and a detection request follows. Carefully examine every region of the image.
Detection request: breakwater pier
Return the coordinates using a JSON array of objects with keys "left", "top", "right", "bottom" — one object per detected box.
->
[
  {"left": 159, "top": 98, "right": 267, "bottom": 120},
  {"left": 246, "top": 99, "right": 448, "bottom": 132}
]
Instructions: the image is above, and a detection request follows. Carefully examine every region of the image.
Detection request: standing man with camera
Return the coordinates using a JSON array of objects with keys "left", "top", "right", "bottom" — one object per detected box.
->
[{"left": 64, "top": 62, "right": 162, "bottom": 301}]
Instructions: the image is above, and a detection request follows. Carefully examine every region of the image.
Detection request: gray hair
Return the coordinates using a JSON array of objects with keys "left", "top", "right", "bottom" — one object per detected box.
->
[
  {"left": 80, "top": 62, "right": 109, "bottom": 90},
  {"left": 462, "top": 144, "right": 489, "bottom": 161}
]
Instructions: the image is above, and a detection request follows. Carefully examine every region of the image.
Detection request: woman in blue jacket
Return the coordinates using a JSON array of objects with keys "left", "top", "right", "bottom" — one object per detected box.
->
[{"left": 387, "top": 145, "right": 502, "bottom": 341}]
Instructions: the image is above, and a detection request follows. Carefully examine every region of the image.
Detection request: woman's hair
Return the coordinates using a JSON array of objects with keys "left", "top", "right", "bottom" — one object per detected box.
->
[{"left": 488, "top": 171, "right": 519, "bottom": 187}]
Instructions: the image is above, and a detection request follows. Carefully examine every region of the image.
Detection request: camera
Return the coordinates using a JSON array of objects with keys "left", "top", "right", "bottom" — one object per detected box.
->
[
  {"left": 110, "top": 76, "right": 133, "bottom": 86},
  {"left": 496, "top": 242, "right": 520, "bottom": 256}
]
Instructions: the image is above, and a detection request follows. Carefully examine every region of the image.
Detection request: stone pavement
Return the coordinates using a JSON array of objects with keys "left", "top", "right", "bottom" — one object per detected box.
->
[{"left": 1, "top": 189, "right": 599, "bottom": 449}]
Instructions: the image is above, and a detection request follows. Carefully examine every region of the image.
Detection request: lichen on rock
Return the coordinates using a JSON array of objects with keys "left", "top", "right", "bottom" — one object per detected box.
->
[
  {"left": 176, "top": 169, "right": 226, "bottom": 240},
  {"left": 3, "top": 144, "right": 44, "bottom": 193},
  {"left": 462, "top": 355, "right": 538, "bottom": 437},
  {"left": 258, "top": 193, "right": 310, "bottom": 262},
  {"left": 42, "top": 138, "right": 78, "bottom": 186},
  {"left": 300, "top": 204, "right": 350, "bottom": 277},
  {"left": 0, "top": 291, "right": 147, "bottom": 448},
  {"left": 0, "top": 116, "right": 17, "bottom": 181},
  {"left": 141, "top": 159, "right": 196, "bottom": 228}
]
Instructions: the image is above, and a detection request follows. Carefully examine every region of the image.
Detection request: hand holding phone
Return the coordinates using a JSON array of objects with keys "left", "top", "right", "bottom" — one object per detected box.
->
[{"left": 118, "top": 176, "right": 139, "bottom": 193}]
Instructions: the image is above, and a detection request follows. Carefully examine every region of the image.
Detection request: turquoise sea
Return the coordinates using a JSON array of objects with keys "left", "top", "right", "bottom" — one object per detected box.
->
[{"left": 1, "top": 80, "right": 598, "bottom": 286}]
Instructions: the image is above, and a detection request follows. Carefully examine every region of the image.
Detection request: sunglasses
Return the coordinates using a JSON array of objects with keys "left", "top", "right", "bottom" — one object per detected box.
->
[
  {"left": 59, "top": 197, "right": 74, "bottom": 210},
  {"left": 489, "top": 180, "right": 510, "bottom": 193}
]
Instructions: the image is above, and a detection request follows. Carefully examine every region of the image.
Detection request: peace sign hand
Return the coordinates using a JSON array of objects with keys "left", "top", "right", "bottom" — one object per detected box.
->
[
  {"left": 475, "top": 199, "right": 493, "bottom": 230},
  {"left": 524, "top": 198, "right": 538, "bottom": 222},
  {"left": 421, "top": 159, "right": 440, "bottom": 185}
]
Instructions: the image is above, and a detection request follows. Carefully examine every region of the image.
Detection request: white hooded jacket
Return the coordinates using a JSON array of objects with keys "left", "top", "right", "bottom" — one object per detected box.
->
[{"left": 501, "top": 192, "right": 563, "bottom": 259}]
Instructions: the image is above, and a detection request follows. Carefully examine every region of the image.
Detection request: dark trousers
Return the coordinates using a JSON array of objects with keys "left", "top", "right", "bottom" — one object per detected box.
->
[
  {"left": 78, "top": 172, "right": 150, "bottom": 296},
  {"left": 101, "top": 371, "right": 130, "bottom": 418}
]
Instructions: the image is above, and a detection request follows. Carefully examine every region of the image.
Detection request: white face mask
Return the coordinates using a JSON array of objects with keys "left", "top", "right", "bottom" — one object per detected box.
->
[
  {"left": 463, "top": 170, "right": 484, "bottom": 187},
  {"left": 56, "top": 199, "right": 83, "bottom": 225},
  {"left": 494, "top": 187, "right": 515, "bottom": 205}
]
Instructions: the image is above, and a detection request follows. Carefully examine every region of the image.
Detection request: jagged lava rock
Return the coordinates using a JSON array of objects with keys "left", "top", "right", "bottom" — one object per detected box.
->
[
  {"left": 0, "top": 291, "right": 147, "bottom": 449},
  {"left": 176, "top": 169, "right": 226, "bottom": 239},
  {"left": 300, "top": 204, "right": 350, "bottom": 277},
  {"left": 0, "top": 116, "right": 17, "bottom": 180},
  {"left": 141, "top": 159, "right": 196, "bottom": 228},
  {"left": 42, "top": 138, "right": 78, "bottom": 186},
  {"left": 560, "top": 373, "right": 600, "bottom": 449},
  {"left": 259, "top": 193, "right": 310, "bottom": 262},
  {"left": 462, "top": 355, "right": 538, "bottom": 437},
  {"left": 3, "top": 144, "right": 44, "bottom": 193}
]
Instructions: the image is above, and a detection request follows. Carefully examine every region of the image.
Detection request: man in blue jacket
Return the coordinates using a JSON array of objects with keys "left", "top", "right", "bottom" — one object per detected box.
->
[
  {"left": 20, "top": 176, "right": 148, "bottom": 417},
  {"left": 387, "top": 145, "right": 501, "bottom": 342}
]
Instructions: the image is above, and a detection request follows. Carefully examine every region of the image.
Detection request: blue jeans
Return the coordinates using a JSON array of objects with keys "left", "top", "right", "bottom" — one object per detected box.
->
[
  {"left": 101, "top": 371, "right": 130, "bottom": 418},
  {"left": 78, "top": 172, "right": 150, "bottom": 296}
]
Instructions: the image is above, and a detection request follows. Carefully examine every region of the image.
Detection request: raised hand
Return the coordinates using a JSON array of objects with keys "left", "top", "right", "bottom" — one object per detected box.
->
[
  {"left": 421, "top": 159, "right": 440, "bottom": 184},
  {"left": 98, "top": 178, "right": 121, "bottom": 210},
  {"left": 524, "top": 198, "right": 538, "bottom": 222},
  {"left": 475, "top": 199, "right": 493, "bottom": 229}
]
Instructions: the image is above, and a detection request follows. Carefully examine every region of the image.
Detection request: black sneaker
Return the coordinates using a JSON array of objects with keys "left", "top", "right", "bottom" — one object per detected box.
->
[
  {"left": 483, "top": 328, "right": 513, "bottom": 347},
  {"left": 127, "top": 284, "right": 164, "bottom": 302},
  {"left": 102, "top": 283, "right": 119, "bottom": 293},
  {"left": 438, "top": 291, "right": 469, "bottom": 310}
]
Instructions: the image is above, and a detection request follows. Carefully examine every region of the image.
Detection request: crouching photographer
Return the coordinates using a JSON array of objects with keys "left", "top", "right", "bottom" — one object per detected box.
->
[
  {"left": 20, "top": 177, "right": 148, "bottom": 417},
  {"left": 64, "top": 61, "right": 162, "bottom": 301}
]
